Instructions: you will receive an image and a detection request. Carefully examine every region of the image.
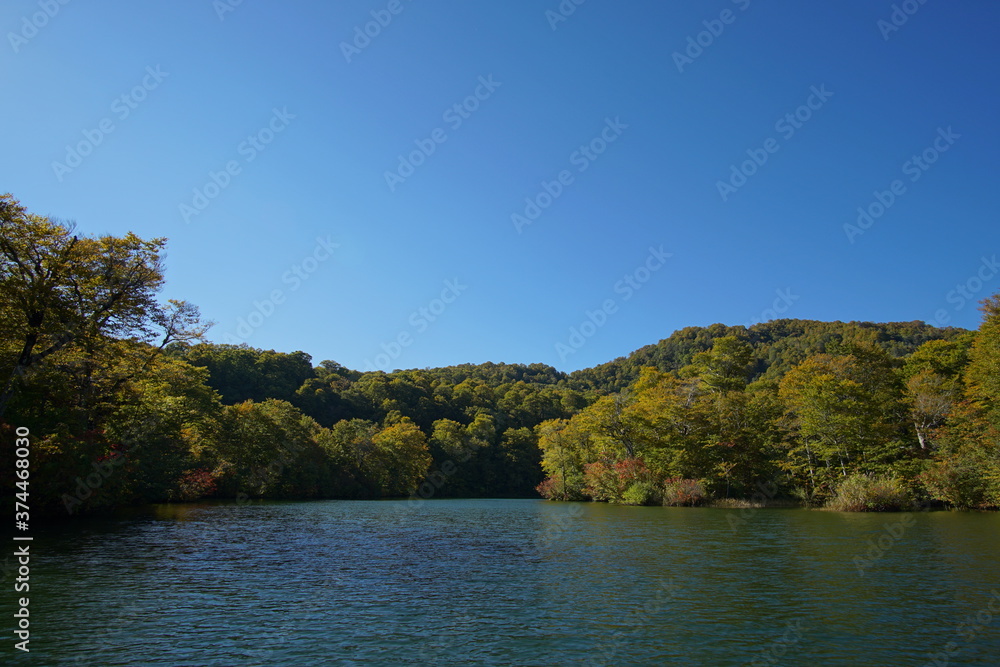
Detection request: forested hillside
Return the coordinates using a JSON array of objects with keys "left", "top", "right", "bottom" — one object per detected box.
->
[
  {"left": 567, "top": 320, "right": 970, "bottom": 392},
  {"left": 2, "top": 194, "right": 998, "bottom": 517}
]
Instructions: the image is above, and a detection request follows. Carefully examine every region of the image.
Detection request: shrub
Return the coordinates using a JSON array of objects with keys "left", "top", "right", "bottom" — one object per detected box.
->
[
  {"left": 584, "top": 458, "right": 657, "bottom": 504},
  {"left": 171, "top": 468, "right": 218, "bottom": 502},
  {"left": 919, "top": 460, "right": 988, "bottom": 509},
  {"left": 662, "top": 478, "right": 709, "bottom": 507},
  {"left": 710, "top": 498, "right": 764, "bottom": 509},
  {"left": 622, "top": 481, "right": 660, "bottom": 506},
  {"left": 536, "top": 474, "right": 586, "bottom": 501},
  {"left": 583, "top": 461, "right": 622, "bottom": 502},
  {"left": 826, "top": 474, "right": 911, "bottom": 512},
  {"left": 536, "top": 476, "right": 560, "bottom": 500}
]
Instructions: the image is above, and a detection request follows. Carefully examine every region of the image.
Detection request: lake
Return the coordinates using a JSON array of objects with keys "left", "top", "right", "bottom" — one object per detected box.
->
[{"left": 5, "top": 499, "right": 1000, "bottom": 665}]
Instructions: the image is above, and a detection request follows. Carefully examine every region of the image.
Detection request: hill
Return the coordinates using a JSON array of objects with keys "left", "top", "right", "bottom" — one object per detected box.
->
[{"left": 566, "top": 319, "right": 969, "bottom": 393}]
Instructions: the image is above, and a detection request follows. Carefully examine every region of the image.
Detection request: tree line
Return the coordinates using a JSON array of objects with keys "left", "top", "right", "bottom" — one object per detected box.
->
[
  {"left": 536, "top": 323, "right": 1000, "bottom": 510},
  {"left": 1, "top": 193, "right": 996, "bottom": 517}
]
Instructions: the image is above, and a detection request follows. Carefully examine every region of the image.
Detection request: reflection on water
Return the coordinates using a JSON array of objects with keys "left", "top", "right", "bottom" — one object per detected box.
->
[{"left": 4, "top": 499, "right": 1000, "bottom": 666}]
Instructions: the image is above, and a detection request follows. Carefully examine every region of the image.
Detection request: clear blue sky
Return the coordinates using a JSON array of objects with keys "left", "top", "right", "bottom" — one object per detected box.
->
[{"left": 3, "top": 0, "right": 998, "bottom": 372}]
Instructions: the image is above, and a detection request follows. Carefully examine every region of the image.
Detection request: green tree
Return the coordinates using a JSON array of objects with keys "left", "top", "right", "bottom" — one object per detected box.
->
[
  {"left": 690, "top": 335, "right": 755, "bottom": 393},
  {"left": 206, "top": 399, "right": 328, "bottom": 498},
  {"left": 183, "top": 344, "right": 314, "bottom": 405},
  {"left": 905, "top": 370, "right": 959, "bottom": 450},
  {"left": 778, "top": 354, "right": 900, "bottom": 498},
  {"left": 0, "top": 194, "right": 205, "bottom": 418},
  {"left": 921, "top": 295, "right": 1000, "bottom": 507},
  {"left": 536, "top": 418, "right": 594, "bottom": 500},
  {"left": 369, "top": 419, "right": 431, "bottom": 496},
  {"left": 499, "top": 427, "right": 543, "bottom": 496},
  {"left": 966, "top": 295, "right": 1000, "bottom": 413}
]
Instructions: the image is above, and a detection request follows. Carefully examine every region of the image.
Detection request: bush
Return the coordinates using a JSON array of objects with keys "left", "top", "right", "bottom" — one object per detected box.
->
[
  {"left": 826, "top": 474, "right": 911, "bottom": 512},
  {"left": 170, "top": 468, "right": 218, "bottom": 501},
  {"left": 710, "top": 498, "right": 765, "bottom": 509},
  {"left": 583, "top": 461, "right": 622, "bottom": 502},
  {"left": 622, "top": 481, "right": 659, "bottom": 506},
  {"left": 919, "top": 460, "right": 988, "bottom": 509},
  {"left": 584, "top": 458, "right": 657, "bottom": 504},
  {"left": 536, "top": 476, "right": 560, "bottom": 500},
  {"left": 662, "top": 478, "right": 709, "bottom": 507},
  {"left": 790, "top": 485, "right": 823, "bottom": 506},
  {"left": 536, "top": 474, "right": 586, "bottom": 501}
]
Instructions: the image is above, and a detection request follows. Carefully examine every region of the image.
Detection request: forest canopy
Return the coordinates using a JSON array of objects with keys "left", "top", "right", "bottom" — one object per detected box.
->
[{"left": 2, "top": 194, "right": 998, "bottom": 517}]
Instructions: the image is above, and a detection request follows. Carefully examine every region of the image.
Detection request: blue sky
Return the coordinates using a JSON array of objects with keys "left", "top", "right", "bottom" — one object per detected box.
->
[{"left": 3, "top": 0, "right": 998, "bottom": 373}]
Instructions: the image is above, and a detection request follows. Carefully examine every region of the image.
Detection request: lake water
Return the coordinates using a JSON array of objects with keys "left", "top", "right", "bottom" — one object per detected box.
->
[{"left": 5, "top": 499, "right": 1000, "bottom": 666}]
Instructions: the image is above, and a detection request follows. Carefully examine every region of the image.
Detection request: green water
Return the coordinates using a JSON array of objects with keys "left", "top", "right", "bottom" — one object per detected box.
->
[{"left": 4, "top": 499, "right": 1000, "bottom": 665}]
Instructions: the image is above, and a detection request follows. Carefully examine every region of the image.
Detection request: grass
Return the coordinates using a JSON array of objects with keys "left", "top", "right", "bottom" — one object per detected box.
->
[{"left": 708, "top": 498, "right": 802, "bottom": 509}]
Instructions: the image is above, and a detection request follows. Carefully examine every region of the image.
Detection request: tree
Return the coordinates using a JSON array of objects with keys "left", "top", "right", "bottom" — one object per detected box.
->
[
  {"left": 0, "top": 194, "right": 206, "bottom": 418},
  {"left": 690, "top": 335, "right": 755, "bottom": 393},
  {"left": 206, "top": 399, "right": 326, "bottom": 498},
  {"left": 902, "top": 337, "right": 973, "bottom": 450},
  {"left": 778, "top": 354, "right": 901, "bottom": 498},
  {"left": 106, "top": 355, "right": 223, "bottom": 504},
  {"left": 575, "top": 392, "right": 644, "bottom": 459},
  {"left": 369, "top": 419, "right": 431, "bottom": 496},
  {"left": 499, "top": 427, "right": 543, "bottom": 496},
  {"left": 536, "top": 418, "right": 594, "bottom": 500},
  {"left": 325, "top": 418, "right": 381, "bottom": 496},
  {"left": 902, "top": 336, "right": 974, "bottom": 381},
  {"left": 966, "top": 294, "right": 1000, "bottom": 413},
  {"left": 427, "top": 415, "right": 495, "bottom": 496},
  {"left": 921, "top": 295, "right": 1000, "bottom": 508},
  {"left": 183, "top": 344, "right": 314, "bottom": 405},
  {"left": 701, "top": 387, "right": 783, "bottom": 498},
  {"left": 905, "top": 370, "right": 958, "bottom": 450},
  {"left": 627, "top": 368, "right": 705, "bottom": 480}
]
